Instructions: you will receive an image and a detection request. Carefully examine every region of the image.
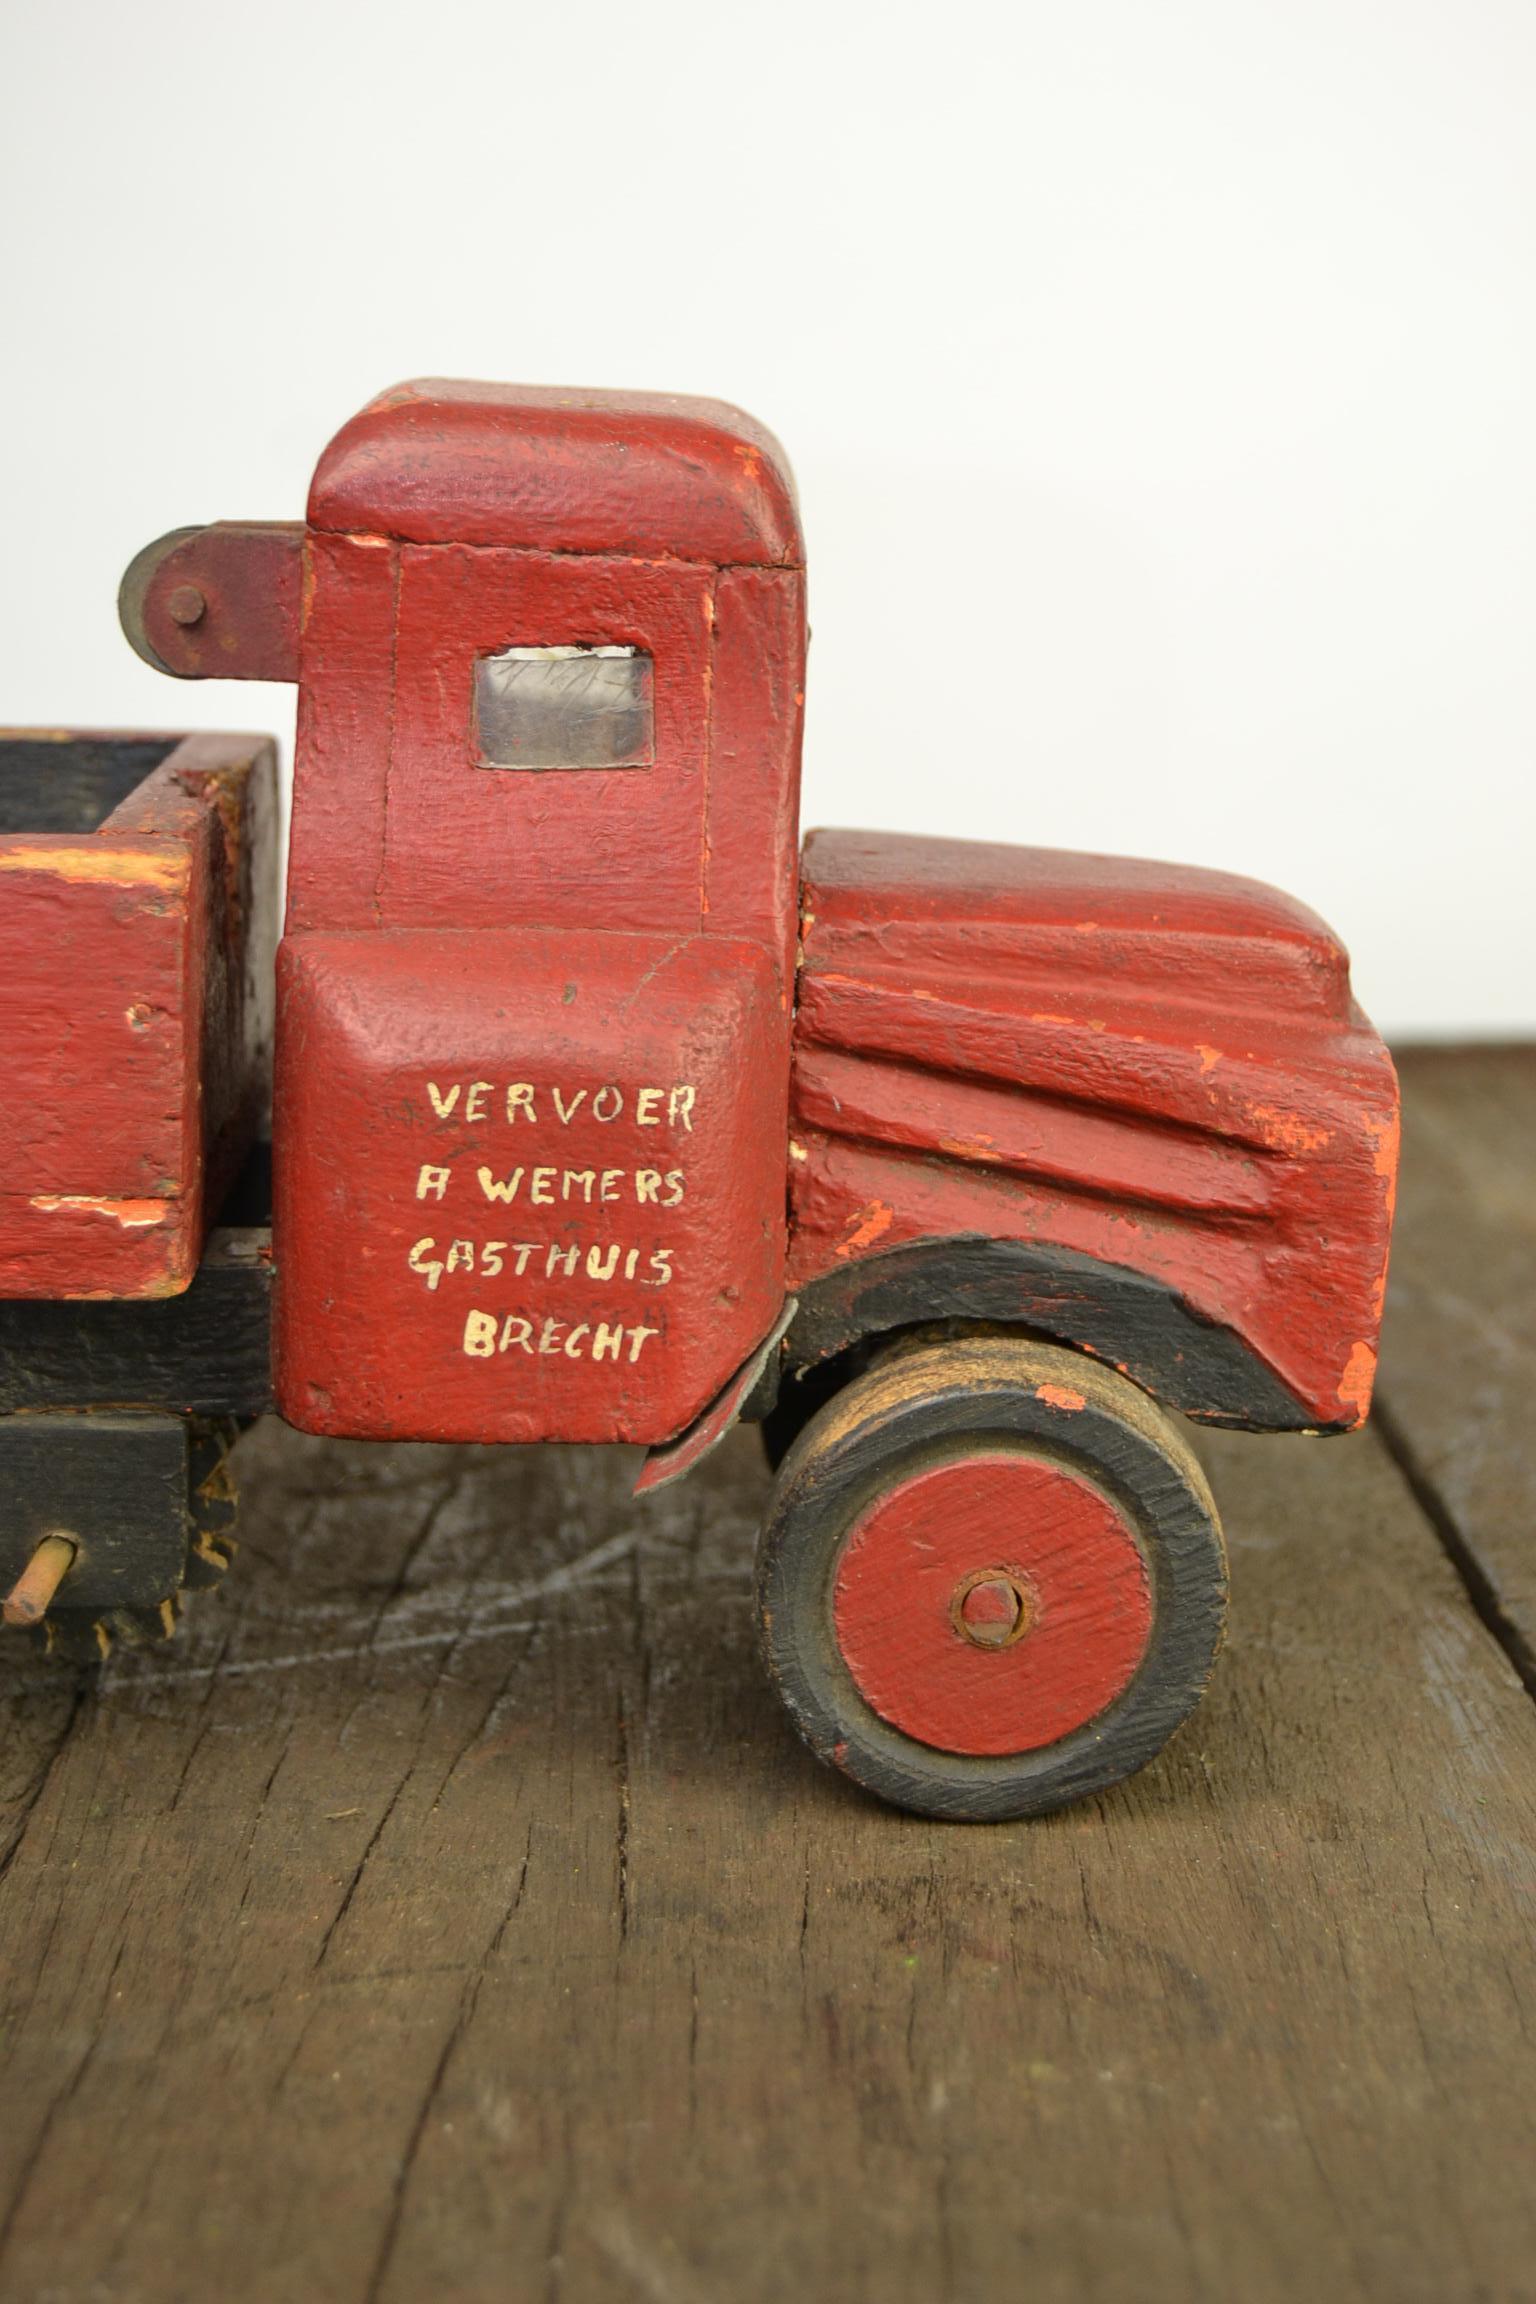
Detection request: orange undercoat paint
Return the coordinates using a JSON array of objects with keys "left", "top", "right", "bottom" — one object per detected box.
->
[
  {"left": 1337, "top": 1339, "right": 1378, "bottom": 1423},
  {"left": 0, "top": 845, "right": 188, "bottom": 892},
  {"left": 1035, "top": 1383, "right": 1087, "bottom": 1412},
  {"left": 29, "top": 1196, "right": 167, "bottom": 1228},
  {"left": 835, "top": 1201, "right": 894, "bottom": 1259},
  {"left": 1244, "top": 1105, "right": 1334, "bottom": 1157}
]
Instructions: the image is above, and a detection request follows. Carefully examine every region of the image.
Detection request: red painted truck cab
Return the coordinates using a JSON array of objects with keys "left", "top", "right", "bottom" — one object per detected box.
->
[{"left": 271, "top": 385, "right": 807, "bottom": 1444}]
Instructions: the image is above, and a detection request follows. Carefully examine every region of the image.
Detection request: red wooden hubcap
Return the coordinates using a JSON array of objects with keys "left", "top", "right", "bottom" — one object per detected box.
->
[{"left": 831, "top": 1452, "right": 1154, "bottom": 1756}]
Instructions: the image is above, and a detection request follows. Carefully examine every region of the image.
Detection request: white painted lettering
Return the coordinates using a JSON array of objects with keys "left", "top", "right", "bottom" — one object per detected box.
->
[
  {"left": 478, "top": 1166, "right": 524, "bottom": 1204},
  {"left": 416, "top": 1068, "right": 699, "bottom": 1384},
  {"left": 408, "top": 1238, "right": 444, "bottom": 1291}
]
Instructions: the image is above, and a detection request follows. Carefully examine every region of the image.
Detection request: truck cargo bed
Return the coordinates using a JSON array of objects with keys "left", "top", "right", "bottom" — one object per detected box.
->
[{"left": 0, "top": 729, "right": 278, "bottom": 1299}]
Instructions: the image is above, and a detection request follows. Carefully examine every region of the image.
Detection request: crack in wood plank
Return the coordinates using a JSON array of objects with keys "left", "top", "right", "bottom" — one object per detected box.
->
[
  {"left": 0, "top": 1678, "right": 87, "bottom": 1884},
  {"left": 362, "top": 1822, "right": 534, "bottom": 2304},
  {"left": 1372, "top": 1391, "right": 1536, "bottom": 1699}
]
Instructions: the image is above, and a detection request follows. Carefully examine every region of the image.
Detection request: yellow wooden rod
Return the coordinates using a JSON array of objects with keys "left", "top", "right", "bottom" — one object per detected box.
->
[{"left": 3, "top": 1533, "right": 78, "bottom": 1627}]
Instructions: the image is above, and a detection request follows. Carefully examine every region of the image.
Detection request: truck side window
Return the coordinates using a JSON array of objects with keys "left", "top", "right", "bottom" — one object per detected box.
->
[{"left": 474, "top": 645, "right": 654, "bottom": 772}]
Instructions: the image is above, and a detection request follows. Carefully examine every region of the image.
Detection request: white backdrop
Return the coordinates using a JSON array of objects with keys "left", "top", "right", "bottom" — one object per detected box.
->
[{"left": 3, "top": 0, "right": 1532, "bottom": 1035}]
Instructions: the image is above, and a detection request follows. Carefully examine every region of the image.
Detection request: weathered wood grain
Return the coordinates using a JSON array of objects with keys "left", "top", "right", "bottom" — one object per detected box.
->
[
  {"left": 1377, "top": 1045, "right": 1536, "bottom": 1689},
  {"left": 0, "top": 1368, "right": 1532, "bottom": 2302},
  {"left": 0, "top": 736, "right": 173, "bottom": 837},
  {"left": 0, "top": 1227, "right": 272, "bottom": 1416}
]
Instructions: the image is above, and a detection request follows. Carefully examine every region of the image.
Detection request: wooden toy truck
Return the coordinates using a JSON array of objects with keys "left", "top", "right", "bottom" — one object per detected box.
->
[{"left": 0, "top": 384, "right": 1399, "bottom": 1819}]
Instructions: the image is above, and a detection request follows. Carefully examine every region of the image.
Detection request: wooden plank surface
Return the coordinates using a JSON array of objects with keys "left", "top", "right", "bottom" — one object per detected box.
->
[
  {"left": 1376, "top": 1045, "right": 1536, "bottom": 1688},
  {"left": 0, "top": 1052, "right": 1533, "bottom": 2304}
]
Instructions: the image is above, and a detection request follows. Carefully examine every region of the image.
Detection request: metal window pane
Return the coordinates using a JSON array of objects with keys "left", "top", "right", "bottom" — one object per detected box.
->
[{"left": 474, "top": 646, "right": 654, "bottom": 772}]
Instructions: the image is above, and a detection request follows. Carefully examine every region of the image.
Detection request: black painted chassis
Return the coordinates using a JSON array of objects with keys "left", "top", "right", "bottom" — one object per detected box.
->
[{"left": 0, "top": 1209, "right": 1322, "bottom": 1641}]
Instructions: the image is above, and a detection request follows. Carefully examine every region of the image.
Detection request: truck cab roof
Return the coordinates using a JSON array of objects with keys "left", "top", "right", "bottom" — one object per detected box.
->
[{"left": 308, "top": 379, "right": 804, "bottom": 566}]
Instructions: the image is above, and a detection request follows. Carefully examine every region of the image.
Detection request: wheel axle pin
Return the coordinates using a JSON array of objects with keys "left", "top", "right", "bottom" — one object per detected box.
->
[
  {"left": 4, "top": 1533, "right": 79, "bottom": 1628},
  {"left": 953, "top": 1571, "right": 1033, "bottom": 1651}
]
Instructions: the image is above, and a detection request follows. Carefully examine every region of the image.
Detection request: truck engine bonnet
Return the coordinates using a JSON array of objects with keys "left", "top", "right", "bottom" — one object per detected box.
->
[{"left": 787, "top": 830, "right": 1399, "bottom": 1431}]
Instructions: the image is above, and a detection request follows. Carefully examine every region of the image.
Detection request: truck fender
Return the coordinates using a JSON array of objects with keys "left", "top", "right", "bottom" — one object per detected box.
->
[
  {"left": 780, "top": 1235, "right": 1327, "bottom": 1433},
  {"left": 634, "top": 1299, "right": 799, "bottom": 1494}
]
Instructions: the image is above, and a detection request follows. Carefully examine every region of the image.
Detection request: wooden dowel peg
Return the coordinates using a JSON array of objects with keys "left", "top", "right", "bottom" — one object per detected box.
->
[{"left": 4, "top": 1533, "right": 78, "bottom": 1627}]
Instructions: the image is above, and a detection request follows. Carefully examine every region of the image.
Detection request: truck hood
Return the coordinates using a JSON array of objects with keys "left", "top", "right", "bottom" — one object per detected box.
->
[
  {"left": 796, "top": 829, "right": 1353, "bottom": 1024},
  {"left": 788, "top": 830, "right": 1399, "bottom": 1430}
]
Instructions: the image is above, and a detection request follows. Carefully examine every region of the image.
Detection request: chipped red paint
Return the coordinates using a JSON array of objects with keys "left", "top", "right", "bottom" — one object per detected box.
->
[
  {"left": 787, "top": 830, "right": 1399, "bottom": 1430},
  {"left": 0, "top": 733, "right": 278, "bottom": 1298},
  {"left": 831, "top": 1452, "right": 1153, "bottom": 1755}
]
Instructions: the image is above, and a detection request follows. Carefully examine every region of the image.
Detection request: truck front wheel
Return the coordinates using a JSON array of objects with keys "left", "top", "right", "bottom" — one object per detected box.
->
[{"left": 754, "top": 1336, "right": 1227, "bottom": 1821}]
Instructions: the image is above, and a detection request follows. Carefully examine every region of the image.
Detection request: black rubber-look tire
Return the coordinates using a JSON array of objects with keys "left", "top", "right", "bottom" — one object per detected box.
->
[{"left": 755, "top": 1335, "right": 1228, "bottom": 1822}]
